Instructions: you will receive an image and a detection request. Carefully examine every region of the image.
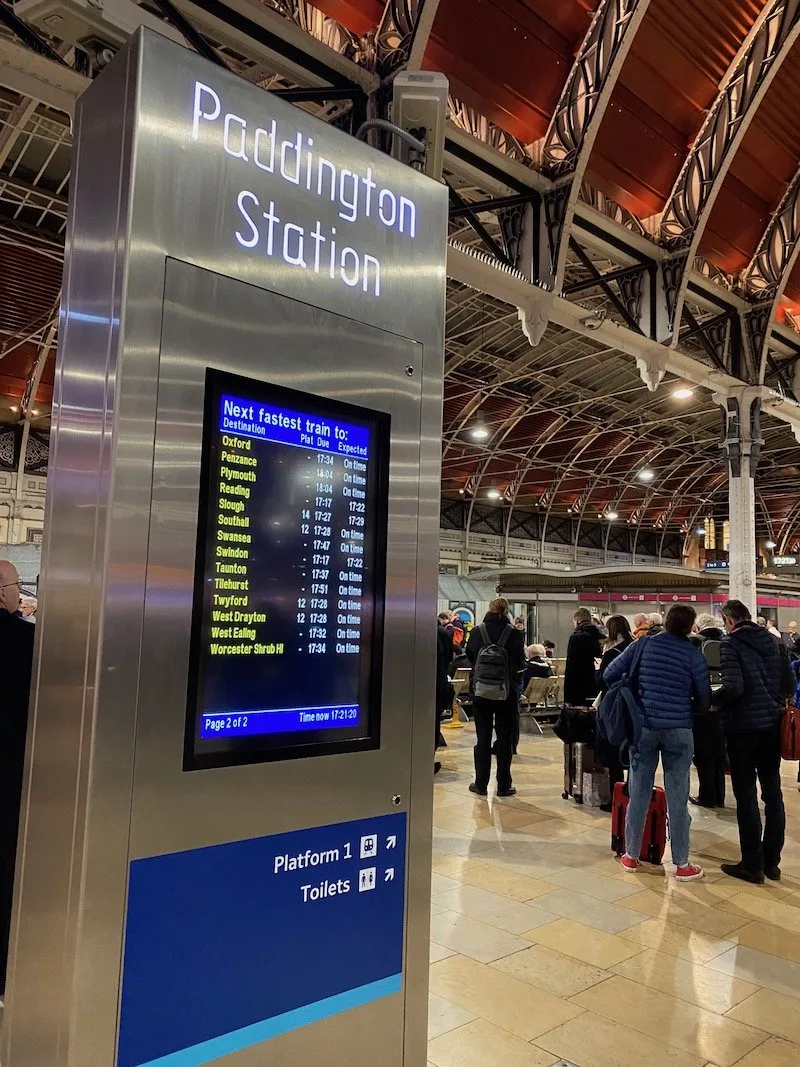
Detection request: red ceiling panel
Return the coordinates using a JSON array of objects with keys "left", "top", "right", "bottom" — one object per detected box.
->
[
  {"left": 0, "top": 341, "right": 54, "bottom": 404},
  {"left": 0, "top": 245, "right": 61, "bottom": 339},
  {"left": 306, "top": 0, "right": 383, "bottom": 35},
  {"left": 698, "top": 44, "right": 800, "bottom": 272},
  {"left": 698, "top": 178, "right": 769, "bottom": 273},
  {"left": 502, "top": 409, "right": 563, "bottom": 447},
  {"left": 588, "top": 0, "right": 766, "bottom": 217},
  {"left": 0, "top": 244, "right": 59, "bottom": 406},
  {"left": 425, "top": 0, "right": 599, "bottom": 143}
]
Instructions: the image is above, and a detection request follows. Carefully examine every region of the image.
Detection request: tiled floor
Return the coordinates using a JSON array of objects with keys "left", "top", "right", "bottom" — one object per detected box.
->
[{"left": 427, "top": 724, "right": 800, "bottom": 1067}]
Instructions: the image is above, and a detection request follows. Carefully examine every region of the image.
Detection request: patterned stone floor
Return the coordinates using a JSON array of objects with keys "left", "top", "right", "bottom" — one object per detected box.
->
[{"left": 427, "top": 723, "right": 800, "bottom": 1067}]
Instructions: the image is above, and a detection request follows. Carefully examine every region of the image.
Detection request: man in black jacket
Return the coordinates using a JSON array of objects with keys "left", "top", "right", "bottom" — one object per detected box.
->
[
  {"left": 466, "top": 598, "right": 525, "bottom": 797},
  {"left": 690, "top": 614, "right": 727, "bottom": 808},
  {"left": 715, "top": 600, "right": 786, "bottom": 884},
  {"left": 563, "top": 608, "right": 602, "bottom": 707}
]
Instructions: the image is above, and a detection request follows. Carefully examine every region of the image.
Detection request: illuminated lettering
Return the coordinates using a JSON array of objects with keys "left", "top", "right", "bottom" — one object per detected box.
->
[
  {"left": 399, "top": 196, "right": 416, "bottom": 238},
  {"left": 253, "top": 121, "right": 276, "bottom": 172},
  {"left": 378, "top": 188, "right": 396, "bottom": 228},
  {"left": 361, "top": 166, "right": 376, "bottom": 217},
  {"left": 339, "top": 168, "right": 358, "bottom": 222},
  {"left": 223, "top": 113, "right": 248, "bottom": 161},
  {"left": 340, "top": 247, "right": 359, "bottom": 287},
  {"left": 191, "top": 81, "right": 220, "bottom": 140},
  {"left": 317, "top": 155, "right": 336, "bottom": 201},
  {"left": 188, "top": 81, "right": 420, "bottom": 301},
  {"left": 283, "top": 223, "right": 306, "bottom": 268},
  {"left": 235, "top": 190, "right": 259, "bottom": 249},
  {"left": 280, "top": 131, "right": 302, "bottom": 184}
]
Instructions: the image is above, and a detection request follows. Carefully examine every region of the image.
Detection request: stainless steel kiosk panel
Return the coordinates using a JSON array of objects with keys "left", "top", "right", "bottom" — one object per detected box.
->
[{"left": 5, "top": 29, "right": 446, "bottom": 1067}]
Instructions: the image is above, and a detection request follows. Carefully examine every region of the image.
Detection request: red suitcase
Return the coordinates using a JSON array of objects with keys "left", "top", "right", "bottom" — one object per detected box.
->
[{"left": 611, "top": 781, "right": 667, "bottom": 864}]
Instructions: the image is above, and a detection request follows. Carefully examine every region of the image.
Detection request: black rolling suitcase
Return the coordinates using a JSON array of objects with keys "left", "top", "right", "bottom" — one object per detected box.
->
[
  {"left": 562, "top": 742, "right": 591, "bottom": 804},
  {"left": 555, "top": 705, "right": 596, "bottom": 804}
]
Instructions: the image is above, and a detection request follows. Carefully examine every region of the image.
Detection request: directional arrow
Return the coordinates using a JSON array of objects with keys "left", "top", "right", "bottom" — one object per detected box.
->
[
  {"left": 386, "top": 835, "right": 397, "bottom": 850},
  {"left": 384, "top": 867, "right": 395, "bottom": 883}
]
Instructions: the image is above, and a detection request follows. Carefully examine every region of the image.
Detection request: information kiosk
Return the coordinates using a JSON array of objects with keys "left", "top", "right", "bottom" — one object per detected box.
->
[{"left": 5, "top": 29, "right": 446, "bottom": 1067}]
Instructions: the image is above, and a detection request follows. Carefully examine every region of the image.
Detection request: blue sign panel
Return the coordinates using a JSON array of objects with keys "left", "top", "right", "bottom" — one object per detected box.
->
[
  {"left": 200, "top": 703, "right": 361, "bottom": 738},
  {"left": 220, "top": 393, "right": 371, "bottom": 457},
  {"left": 118, "top": 812, "right": 406, "bottom": 1067}
]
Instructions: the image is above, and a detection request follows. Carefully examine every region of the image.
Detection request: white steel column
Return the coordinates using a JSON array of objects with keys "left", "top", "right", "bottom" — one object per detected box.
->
[
  {"left": 714, "top": 387, "right": 763, "bottom": 613},
  {"left": 728, "top": 467, "right": 758, "bottom": 611}
]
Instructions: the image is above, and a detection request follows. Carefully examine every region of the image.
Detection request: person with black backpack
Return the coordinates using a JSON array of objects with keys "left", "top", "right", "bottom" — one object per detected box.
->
[{"left": 465, "top": 598, "right": 525, "bottom": 797}]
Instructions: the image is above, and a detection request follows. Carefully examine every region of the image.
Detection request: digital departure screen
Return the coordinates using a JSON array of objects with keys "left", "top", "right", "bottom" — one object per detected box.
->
[{"left": 185, "top": 369, "right": 390, "bottom": 770}]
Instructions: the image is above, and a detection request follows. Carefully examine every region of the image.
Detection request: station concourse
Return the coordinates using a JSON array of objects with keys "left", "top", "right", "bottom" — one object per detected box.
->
[{"left": 2, "top": 2, "right": 800, "bottom": 1067}]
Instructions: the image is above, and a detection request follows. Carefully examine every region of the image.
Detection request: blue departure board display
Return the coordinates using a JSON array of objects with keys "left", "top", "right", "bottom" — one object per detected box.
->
[{"left": 185, "top": 369, "right": 389, "bottom": 769}]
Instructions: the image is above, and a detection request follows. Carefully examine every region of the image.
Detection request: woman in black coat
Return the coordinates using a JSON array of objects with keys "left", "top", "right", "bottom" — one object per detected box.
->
[
  {"left": 564, "top": 608, "right": 603, "bottom": 706},
  {"left": 594, "top": 614, "right": 634, "bottom": 809}
]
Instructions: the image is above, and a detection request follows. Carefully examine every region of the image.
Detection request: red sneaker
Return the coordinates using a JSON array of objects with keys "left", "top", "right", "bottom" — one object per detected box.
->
[
  {"left": 675, "top": 864, "right": 704, "bottom": 882},
  {"left": 619, "top": 854, "right": 639, "bottom": 874}
]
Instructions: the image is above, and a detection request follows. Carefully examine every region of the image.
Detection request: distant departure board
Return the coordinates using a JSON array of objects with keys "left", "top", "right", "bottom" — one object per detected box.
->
[{"left": 185, "top": 369, "right": 389, "bottom": 770}]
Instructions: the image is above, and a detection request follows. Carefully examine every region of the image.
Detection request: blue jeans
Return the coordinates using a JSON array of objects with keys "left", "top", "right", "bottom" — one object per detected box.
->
[{"left": 626, "top": 726, "right": 694, "bottom": 867}]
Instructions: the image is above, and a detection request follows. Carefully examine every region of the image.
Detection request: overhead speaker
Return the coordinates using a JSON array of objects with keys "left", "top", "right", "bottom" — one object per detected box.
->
[{"left": 391, "top": 70, "right": 448, "bottom": 181}]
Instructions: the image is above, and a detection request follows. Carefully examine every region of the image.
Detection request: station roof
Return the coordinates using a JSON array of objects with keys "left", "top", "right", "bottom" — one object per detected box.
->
[
  {"left": 316, "top": 0, "right": 800, "bottom": 305},
  {"left": 2, "top": 0, "right": 800, "bottom": 549}
]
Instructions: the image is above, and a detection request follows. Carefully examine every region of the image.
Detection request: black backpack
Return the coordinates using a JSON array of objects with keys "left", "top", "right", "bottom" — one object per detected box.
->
[{"left": 472, "top": 624, "right": 512, "bottom": 701}]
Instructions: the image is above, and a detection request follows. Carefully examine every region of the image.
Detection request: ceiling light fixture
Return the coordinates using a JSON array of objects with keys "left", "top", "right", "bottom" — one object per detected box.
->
[
  {"left": 765, "top": 540, "right": 777, "bottom": 549},
  {"left": 696, "top": 527, "right": 705, "bottom": 536},
  {"left": 672, "top": 387, "right": 694, "bottom": 400},
  {"left": 606, "top": 510, "right": 619, "bottom": 521},
  {"left": 469, "top": 415, "right": 489, "bottom": 441},
  {"left": 638, "top": 469, "right": 655, "bottom": 482},
  {"left": 486, "top": 488, "right": 501, "bottom": 500}
]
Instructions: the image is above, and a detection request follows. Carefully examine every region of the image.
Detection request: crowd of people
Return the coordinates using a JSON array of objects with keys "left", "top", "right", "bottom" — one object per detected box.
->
[{"left": 442, "top": 596, "right": 797, "bottom": 887}]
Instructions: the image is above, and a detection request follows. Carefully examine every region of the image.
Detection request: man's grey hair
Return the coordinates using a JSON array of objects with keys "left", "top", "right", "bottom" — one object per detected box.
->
[
  {"left": 695, "top": 613, "right": 717, "bottom": 631},
  {"left": 648, "top": 612, "right": 663, "bottom": 625}
]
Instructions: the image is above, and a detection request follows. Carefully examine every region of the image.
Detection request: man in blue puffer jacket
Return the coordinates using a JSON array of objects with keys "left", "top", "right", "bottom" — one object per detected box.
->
[
  {"left": 715, "top": 599, "right": 786, "bottom": 884},
  {"left": 603, "top": 604, "right": 711, "bottom": 881}
]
